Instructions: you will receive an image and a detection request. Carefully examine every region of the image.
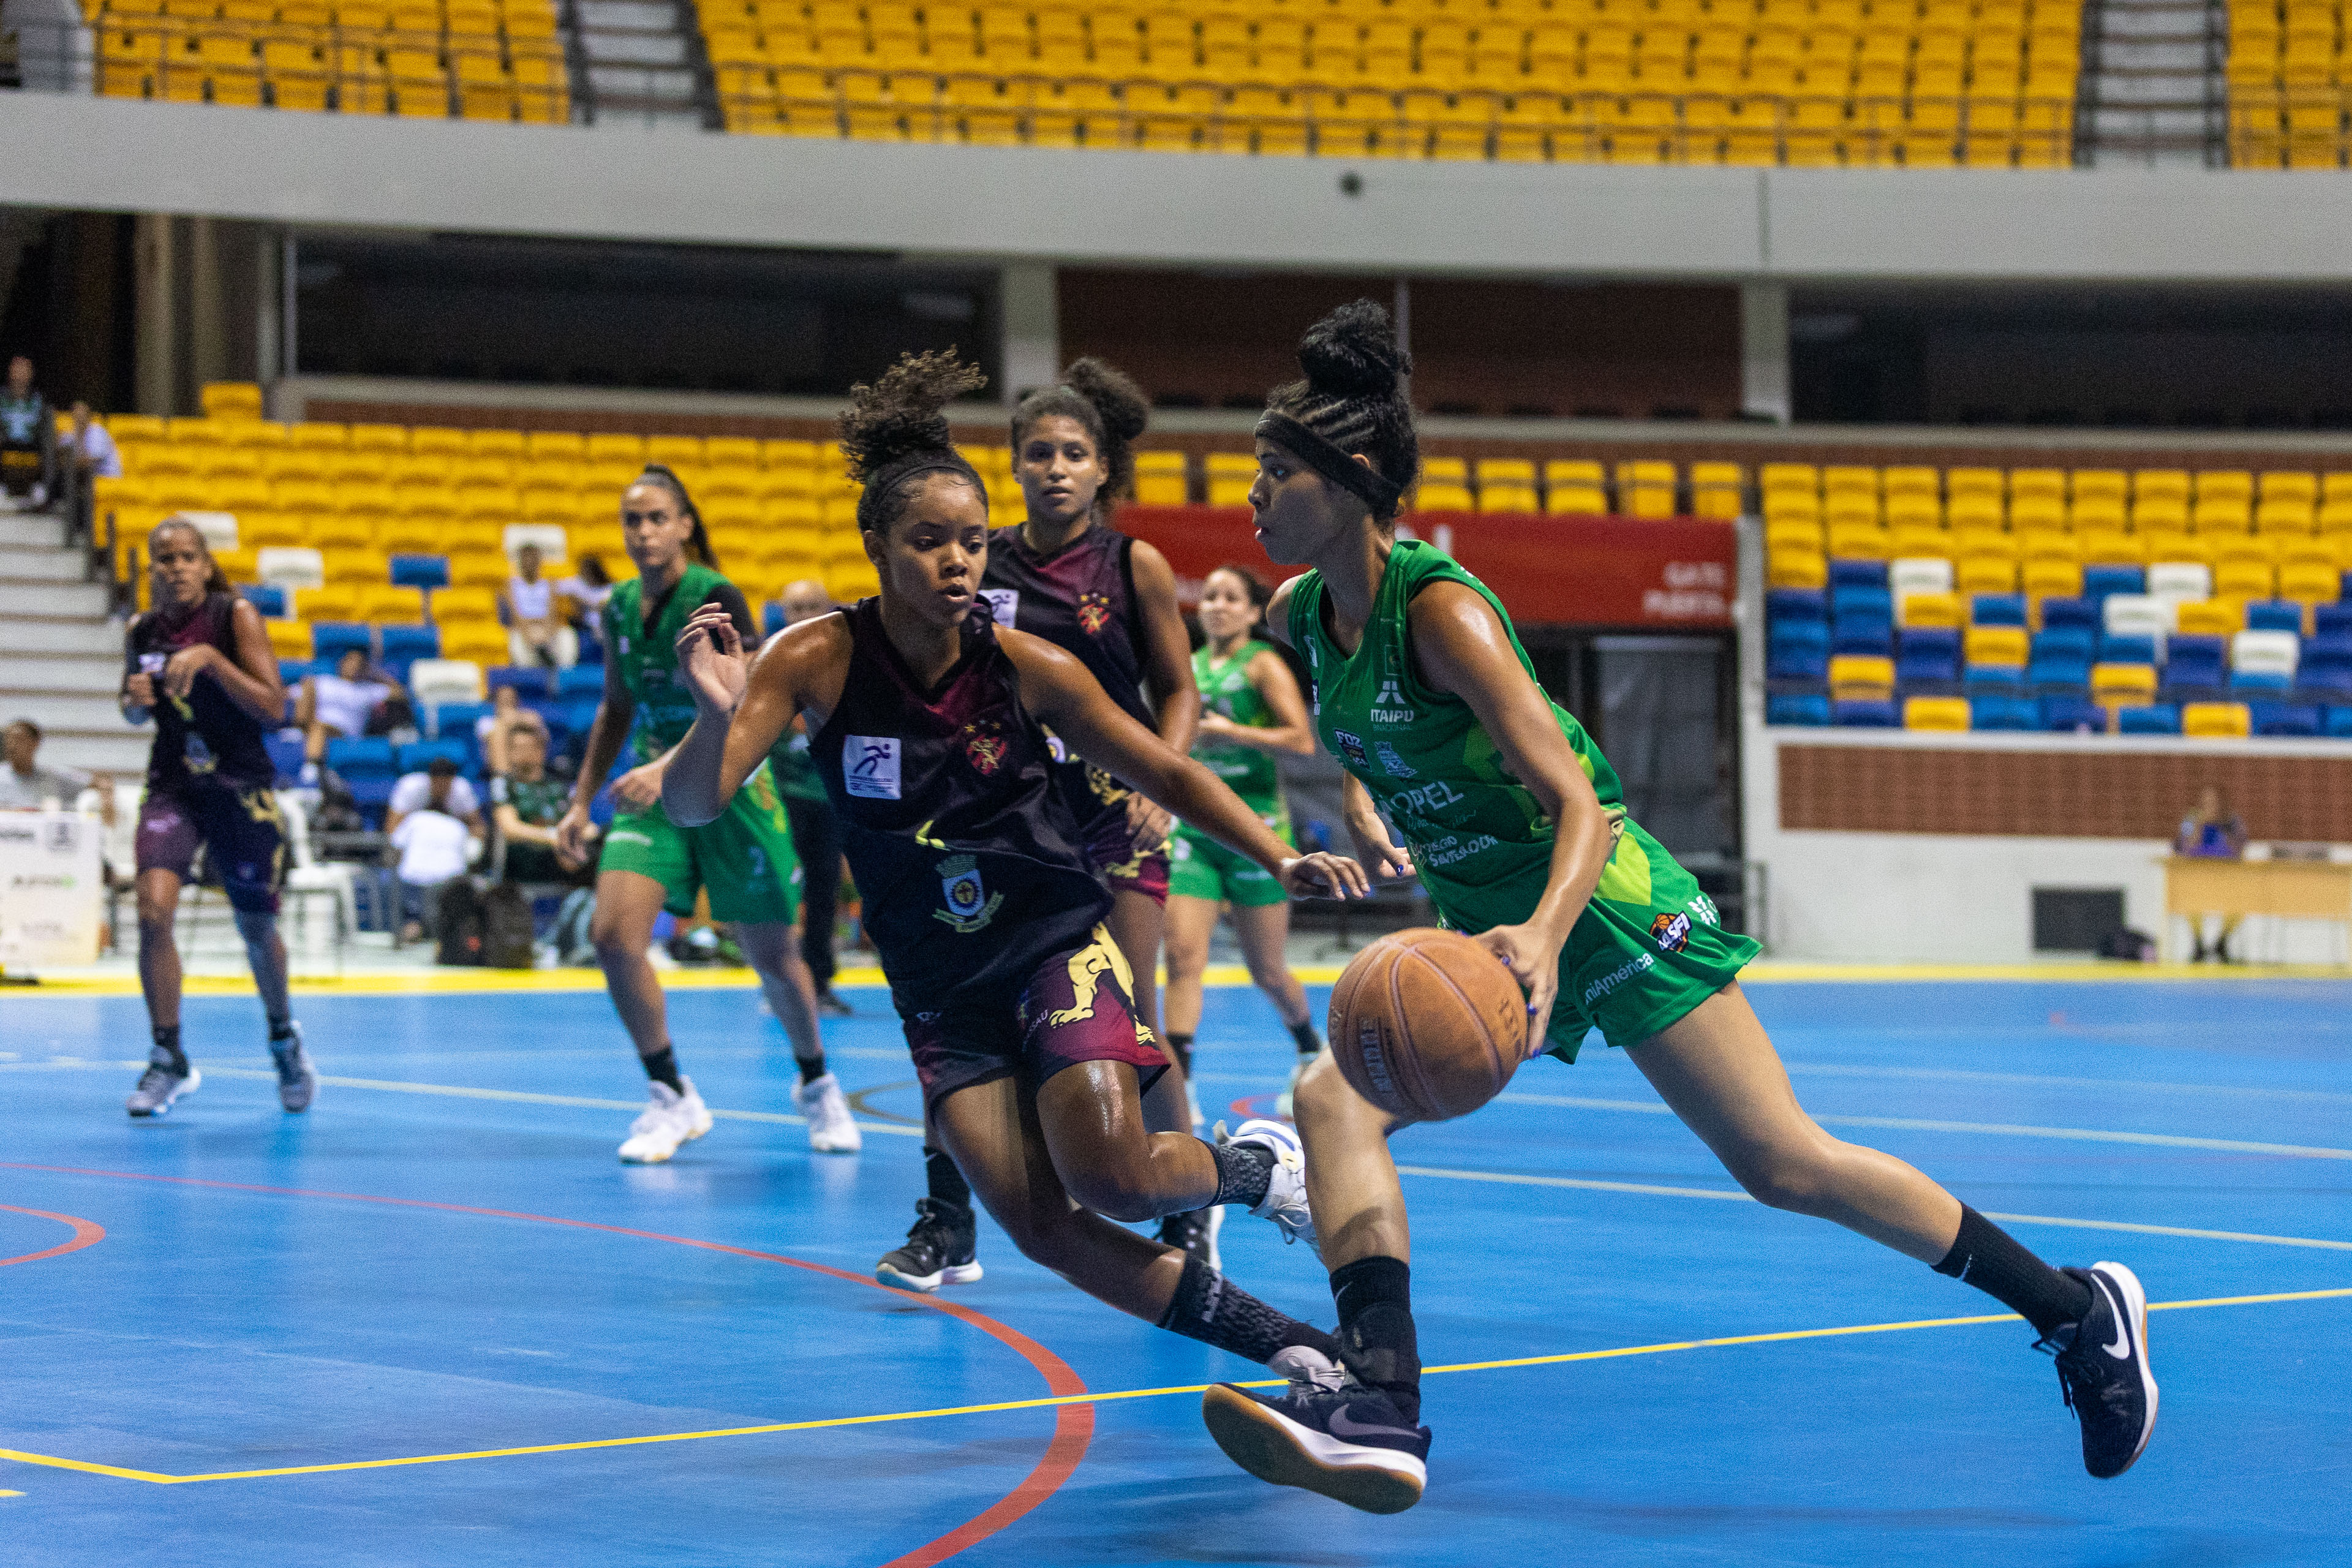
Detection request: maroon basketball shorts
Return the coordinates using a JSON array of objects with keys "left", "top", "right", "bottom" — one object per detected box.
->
[
  {"left": 135, "top": 777, "right": 287, "bottom": 914},
  {"left": 903, "top": 925, "right": 1171, "bottom": 1114},
  {"left": 1076, "top": 773, "right": 1172, "bottom": 908}
]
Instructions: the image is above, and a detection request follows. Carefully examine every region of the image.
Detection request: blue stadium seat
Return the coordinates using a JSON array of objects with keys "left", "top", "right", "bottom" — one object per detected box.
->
[
  {"left": 1766, "top": 692, "right": 1831, "bottom": 726},
  {"left": 263, "top": 732, "right": 307, "bottom": 786},
  {"left": 312, "top": 622, "right": 372, "bottom": 666},
  {"left": 486, "top": 666, "right": 540, "bottom": 696},
  {"left": 429, "top": 700, "right": 492, "bottom": 742},
  {"left": 1830, "top": 586, "right": 1893, "bottom": 655},
  {"left": 345, "top": 776, "right": 397, "bottom": 824},
  {"left": 396, "top": 737, "right": 473, "bottom": 775},
  {"left": 1970, "top": 695, "right": 2038, "bottom": 730},
  {"left": 1964, "top": 664, "right": 2027, "bottom": 690},
  {"left": 1895, "top": 627, "right": 1961, "bottom": 684},
  {"left": 240, "top": 583, "right": 287, "bottom": 617},
  {"left": 2327, "top": 706, "right": 2352, "bottom": 738},
  {"left": 1768, "top": 623, "right": 1831, "bottom": 680},
  {"left": 390, "top": 554, "right": 450, "bottom": 590},
  {"left": 1970, "top": 594, "right": 2027, "bottom": 627},
  {"left": 1767, "top": 588, "right": 1829, "bottom": 624},
  {"left": 2119, "top": 704, "right": 2182, "bottom": 735},
  {"left": 2162, "top": 635, "right": 2227, "bottom": 694},
  {"left": 2039, "top": 693, "right": 2105, "bottom": 732},
  {"left": 378, "top": 624, "right": 440, "bottom": 680},
  {"left": 556, "top": 664, "right": 604, "bottom": 697},
  {"left": 2230, "top": 668, "right": 2293, "bottom": 694},
  {"left": 2299, "top": 635, "right": 2352, "bottom": 701},
  {"left": 2244, "top": 601, "right": 2305, "bottom": 635},
  {"left": 324, "top": 736, "right": 396, "bottom": 778},
  {"left": 557, "top": 695, "right": 601, "bottom": 741},
  {"left": 2253, "top": 701, "right": 2321, "bottom": 737},
  {"left": 2027, "top": 627, "right": 2092, "bottom": 690},
  {"left": 2081, "top": 565, "right": 2145, "bottom": 605},
  {"left": 763, "top": 601, "right": 789, "bottom": 638},
  {"left": 1831, "top": 698, "right": 1898, "bottom": 727},
  {"left": 277, "top": 658, "right": 312, "bottom": 687},
  {"left": 2315, "top": 604, "right": 2352, "bottom": 639},
  {"left": 1828, "top": 559, "right": 1889, "bottom": 589},
  {"left": 2040, "top": 598, "right": 2098, "bottom": 631},
  {"left": 2098, "top": 633, "right": 2158, "bottom": 666}
]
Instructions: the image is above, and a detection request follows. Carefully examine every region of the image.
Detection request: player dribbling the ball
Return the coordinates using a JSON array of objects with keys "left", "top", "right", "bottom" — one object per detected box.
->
[{"left": 1200, "top": 301, "right": 2158, "bottom": 1512}]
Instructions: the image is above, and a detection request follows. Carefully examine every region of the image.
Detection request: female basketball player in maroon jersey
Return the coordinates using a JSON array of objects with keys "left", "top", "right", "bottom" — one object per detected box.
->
[{"left": 665, "top": 351, "right": 1366, "bottom": 1371}]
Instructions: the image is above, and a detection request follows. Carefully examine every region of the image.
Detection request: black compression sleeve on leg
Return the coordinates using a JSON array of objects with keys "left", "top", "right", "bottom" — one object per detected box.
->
[
  {"left": 925, "top": 1145, "right": 974, "bottom": 1213},
  {"left": 796, "top": 1052, "right": 828, "bottom": 1085},
  {"left": 639, "top": 1046, "right": 684, "bottom": 1094},
  {"left": 1208, "top": 1136, "right": 1274, "bottom": 1208},
  {"left": 1158, "top": 1251, "right": 1339, "bottom": 1364},
  {"left": 152, "top": 1023, "right": 187, "bottom": 1076},
  {"left": 1332, "top": 1254, "right": 1422, "bottom": 1423},
  {"left": 1289, "top": 1020, "right": 1322, "bottom": 1055},
  {"left": 1933, "top": 1205, "right": 2094, "bottom": 1336},
  {"left": 1165, "top": 1032, "right": 1193, "bottom": 1080}
]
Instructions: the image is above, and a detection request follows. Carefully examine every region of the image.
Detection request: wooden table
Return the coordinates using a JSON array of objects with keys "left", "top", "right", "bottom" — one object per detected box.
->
[{"left": 2161, "top": 856, "right": 2352, "bottom": 963}]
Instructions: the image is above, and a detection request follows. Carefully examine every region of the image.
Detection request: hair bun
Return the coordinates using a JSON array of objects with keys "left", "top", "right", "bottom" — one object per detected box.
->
[
  {"left": 840, "top": 350, "right": 987, "bottom": 483},
  {"left": 1061, "top": 357, "right": 1150, "bottom": 447},
  {"left": 1297, "top": 300, "right": 1410, "bottom": 399}
]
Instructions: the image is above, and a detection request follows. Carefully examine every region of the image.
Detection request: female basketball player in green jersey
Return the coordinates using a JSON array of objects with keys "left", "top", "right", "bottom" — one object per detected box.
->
[
  {"left": 554, "top": 466, "right": 856, "bottom": 1164},
  {"left": 1164, "top": 565, "right": 1326, "bottom": 1121},
  {"left": 1202, "top": 303, "right": 2157, "bottom": 1512}
]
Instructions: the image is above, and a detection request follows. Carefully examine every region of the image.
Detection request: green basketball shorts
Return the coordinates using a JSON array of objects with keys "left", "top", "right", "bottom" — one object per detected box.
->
[
  {"left": 597, "top": 764, "right": 803, "bottom": 925},
  {"left": 1168, "top": 817, "right": 1292, "bottom": 908}
]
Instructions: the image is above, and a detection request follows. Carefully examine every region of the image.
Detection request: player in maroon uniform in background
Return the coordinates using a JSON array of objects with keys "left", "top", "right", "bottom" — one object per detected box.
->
[
  {"left": 663, "top": 351, "right": 1368, "bottom": 1373},
  {"left": 118, "top": 519, "right": 316, "bottom": 1118}
]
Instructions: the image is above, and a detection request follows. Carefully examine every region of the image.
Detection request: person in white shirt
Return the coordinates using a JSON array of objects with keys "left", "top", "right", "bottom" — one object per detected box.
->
[
  {"left": 0, "top": 718, "right": 88, "bottom": 809},
  {"left": 502, "top": 543, "right": 577, "bottom": 683},
  {"left": 295, "top": 648, "right": 403, "bottom": 769},
  {"left": 387, "top": 757, "right": 482, "bottom": 944},
  {"left": 385, "top": 756, "right": 484, "bottom": 837}
]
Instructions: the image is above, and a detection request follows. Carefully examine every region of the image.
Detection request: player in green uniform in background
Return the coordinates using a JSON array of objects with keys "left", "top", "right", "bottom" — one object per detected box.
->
[
  {"left": 769, "top": 577, "right": 854, "bottom": 1017},
  {"left": 556, "top": 467, "right": 858, "bottom": 1164},
  {"left": 1202, "top": 303, "right": 2157, "bottom": 1512},
  {"left": 1164, "top": 564, "right": 1326, "bottom": 1137}
]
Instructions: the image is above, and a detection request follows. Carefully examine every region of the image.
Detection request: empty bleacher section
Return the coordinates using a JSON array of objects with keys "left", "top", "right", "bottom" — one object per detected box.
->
[
  {"left": 1763, "top": 460, "right": 2352, "bottom": 736},
  {"left": 2229, "top": 0, "right": 2352, "bottom": 166},
  {"left": 89, "top": 0, "right": 568, "bottom": 119},
  {"left": 700, "top": 0, "right": 2081, "bottom": 165}
]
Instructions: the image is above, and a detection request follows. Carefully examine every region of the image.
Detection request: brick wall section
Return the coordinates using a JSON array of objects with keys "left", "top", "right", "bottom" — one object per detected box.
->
[{"left": 1779, "top": 745, "right": 2352, "bottom": 840}]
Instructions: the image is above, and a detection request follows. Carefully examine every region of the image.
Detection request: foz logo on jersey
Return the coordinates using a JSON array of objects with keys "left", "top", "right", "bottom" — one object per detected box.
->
[
  {"left": 1373, "top": 741, "right": 1415, "bottom": 778},
  {"left": 1076, "top": 591, "right": 1114, "bottom": 636},
  {"left": 960, "top": 719, "right": 1009, "bottom": 776},
  {"left": 843, "top": 736, "right": 902, "bottom": 799},
  {"left": 1370, "top": 674, "right": 1415, "bottom": 726},
  {"left": 932, "top": 854, "right": 1002, "bottom": 933},
  {"left": 1651, "top": 911, "right": 1692, "bottom": 954},
  {"left": 1332, "top": 728, "right": 1371, "bottom": 770}
]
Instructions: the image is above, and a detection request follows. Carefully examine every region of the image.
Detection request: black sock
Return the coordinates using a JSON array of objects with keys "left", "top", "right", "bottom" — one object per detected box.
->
[
  {"left": 268, "top": 1016, "right": 295, "bottom": 1044},
  {"left": 1166, "top": 1031, "right": 1193, "bottom": 1080},
  {"left": 1208, "top": 1136, "right": 1274, "bottom": 1208},
  {"left": 1158, "top": 1251, "right": 1340, "bottom": 1365},
  {"left": 1332, "top": 1255, "right": 1422, "bottom": 1423},
  {"left": 925, "top": 1145, "right": 973, "bottom": 1214},
  {"left": 1289, "top": 1020, "right": 1322, "bottom": 1055},
  {"left": 797, "top": 1052, "right": 828, "bottom": 1085},
  {"left": 151, "top": 1023, "right": 187, "bottom": 1076},
  {"left": 1934, "top": 1206, "right": 2094, "bottom": 1338},
  {"left": 640, "top": 1046, "right": 684, "bottom": 1094}
]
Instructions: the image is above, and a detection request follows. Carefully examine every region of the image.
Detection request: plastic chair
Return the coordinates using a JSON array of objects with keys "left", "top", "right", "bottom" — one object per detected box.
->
[
  {"left": 1902, "top": 695, "right": 1969, "bottom": 731},
  {"left": 1970, "top": 694, "right": 2038, "bottom": 730},
  {"left": 1832, "top": 698, "right": 1899, "bottom": 727},
  {"left": 324, "top": 736, "right": 396, "bottom": 778},
  {"left": 2244, "top": 600, "right": 2305, "bottom": 635},
  {"left": 312, "top": 623, "right": 372, "bottom": 667},
  {"left": 1766, "top": 692, "right": 1831, "bottom": 726},
  {"left": 1970, "top": 594, "right": 2027, "bottom": 627},
  {"left": 2161, "top": 635, "right": 2227, "bottom": 693},
  {"left": 2252, "top": 701, "right": 2321, "bottom": 737},
  {"left": 2040, "top": 693, "right": 2106, "bottom": 732},
  {"left": 390, "top": 553, "right": 451, "bottom": 590},
  {"left": 274, "top": 791, "right": 354, "bottom": 960},
  {"left": 2182, "top": 701, "right": 2252, "bottom": 738},
  {"left": 1896, "top": 627, "right": 1961, "bottom": 684},
  {"left": 396, "top": 737, "right": 473, "bottom": 777},
  {"left": 239, "top": 582, "right": 288, "bottom": 617},
  {"left": 2040, "top": 598, "right": 2099, "bottom": 631},
  {"left": 2118, "top": 704, "right": 2182, "bottom": 735},
  {"left": 378, "top": 624, "right": 440, "bottom": 680}
]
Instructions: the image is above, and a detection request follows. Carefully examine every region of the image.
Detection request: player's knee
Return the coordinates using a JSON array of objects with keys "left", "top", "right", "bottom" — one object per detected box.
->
[
  {"left": 1057, "top": 1155, "right": 1159, "bottom": 1224},
  {"left": 232, "top": 908, "right": 278, "bottom": 948},
  {"left": 1724, "top": 1142, "right": 1839, "bottom": 1215},
  {"left": 1290, "top": 1052, "right": 1365, "bottom": 1129},
  {"left": 993, "top": 1202, "right": 1085, "bottom": 1268}
]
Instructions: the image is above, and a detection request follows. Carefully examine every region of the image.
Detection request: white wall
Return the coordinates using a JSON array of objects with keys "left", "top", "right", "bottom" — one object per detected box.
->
[{"left": 18, "top": 95, "right": 2352, "bottom": 283}]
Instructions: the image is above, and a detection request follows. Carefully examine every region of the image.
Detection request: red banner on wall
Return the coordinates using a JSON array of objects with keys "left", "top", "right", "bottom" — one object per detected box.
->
[{"left": 1115, "top": 505, "right": 1736, "bottom": 630}]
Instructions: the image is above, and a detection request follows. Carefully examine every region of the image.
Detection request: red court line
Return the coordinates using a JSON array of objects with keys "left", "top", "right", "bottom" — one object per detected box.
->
[
  {"left": 0, "top": 1204, "right": 106, "bottom": 1267},
  {"left": 2, "top": 1163, "right": 1090, "bottom": 1564}
]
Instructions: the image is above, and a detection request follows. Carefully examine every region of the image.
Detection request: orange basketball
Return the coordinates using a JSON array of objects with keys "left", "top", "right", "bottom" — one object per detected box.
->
[{"left": 1327, "top": 927, "right": 1528, "bottom": 1123}]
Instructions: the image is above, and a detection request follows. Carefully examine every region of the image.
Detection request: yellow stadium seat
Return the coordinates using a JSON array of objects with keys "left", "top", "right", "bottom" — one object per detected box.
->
[
  {"left": 349, "top": 423, "right": 409, "bottom": 453},
  {"left": 2135, "top": 469, "right": 2190, "bottom": 506},
  {"left": 447, "top": 549, "right": 508, "bottom": 590},
  {"left": 1882, "top": 466, "right": 1939, "bottom": 500},
  {"left": 2194, "top": 497, "right": 2253, "bottom": 533},
  {"left": 309, "top": 514, "right": 376, "bottom": 550},
  {"left": 2320, "top": 499, "right": 2352, "bottom": 535},
  {"left": 265, "top": 619, "right": 314, "bottom": 660},
  {"left": 353, "top": 584, "right": 426, "bottom": 622},
  {"left": 1964, "top": 624, "right": 2027, "bottom": 665},
  {"left": 1826, "top": 523, "right": 1890, "bottom": 560},
  {"left": 2009, "top": 468, "right": 2065, "bottom": 505},
  {"left": 1760, "top": 462, "right": 1819, "bottom": 494},
  {"left": 1690, "top": 461, "right": 1744, "bottom": 518},
  {"left": 2256, "top": 498, "right": 2316, "bottom": 533},
  {"left": 2010, "top": 495, "right": 2065, "bottom": 532},
  {"left": 2018, "top": 526, "right": 2075, "bottom": 562},
  {"left": 2070, "top": 469, "right": 2128, "bottom": 506},
  {"left": 2143, "top": 531, "right": 2210, "bottom": 567},
  {"left": 1902, "top": 695, "right": 1970, "bottom": 731},
  {"left": 1900, "top": 591, "right": 1962, "bottom": 628},
  {"left": 1946, "top": 494, "right": 2004, "bottom": 531},
  {"left": 2215, "top": 560, "right": 2275, "bottom": 601},
  {"left": 382, "top": 516, "right": 456, "bottom": 555},
  {"left": 2070, "top": 495, "right": 2127, "bottom": 532},
  {"left": 2174, "top": 599, "right": 2241, "bottom": 636},
  {"left": 1890, "top": 522, "right": 1947, "bottom": 557},
  {"left": 2090, "top": 661, "right": 2158, "bottom": 706},
  {"left": 1946, "top": 467, "right": 2003, "bottom": 504},
  {"left": 2022, "top": 559, "right": 2081, "bottom": 601},
  {"left": 2281, "top": 560, "right": 2342, "bottom": 604},
  {"left": 2182, "top": 701, "right": 2251, "bottom": 739},
  {"left": 1829, "top": 655, "right": 1895, "bottom": 700},
  {"left": 295, "top": 584, "right": 358, "bottom": 621},
  {"left": 2196, "top": 469, "right": 2255, "bottom": 505},
  {"left": 410, "top": 426, "right": 469, "bottom": 458},
  {"left": 2260, "top": 470, "right": 2318, "bottom": 506},
  {"left": 1768, "top": 547, "right": 1827, "bottom": 590},
  {"left": 1548, "top": 483, "right": 1609, "bottom": 516},
  {"left": 2213, "top": 533, "right": 2275, "bottom": 566},
  {"left": 1957, "top": 555, "right": 2019, "bottom": 594},
  {"left": 2077, "top": 529, "right": 2140, "bottom": 565}
]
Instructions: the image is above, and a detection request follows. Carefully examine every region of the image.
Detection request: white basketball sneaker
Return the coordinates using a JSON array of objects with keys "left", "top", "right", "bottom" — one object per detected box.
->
[
  {"left": 1220, "top": 1117, "right": 1317, "bottom": 1255},
  {"left": 792, "top": 1071, "right": 862, "bottom": 1153},
  {"left": 619, "top": 1077, "right": 713, "bottom": 1164}
]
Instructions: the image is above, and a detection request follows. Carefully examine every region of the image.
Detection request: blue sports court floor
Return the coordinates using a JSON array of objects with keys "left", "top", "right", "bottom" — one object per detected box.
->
[{"left": 3, "top": 970, "right": 2348, "bottom": 1566}]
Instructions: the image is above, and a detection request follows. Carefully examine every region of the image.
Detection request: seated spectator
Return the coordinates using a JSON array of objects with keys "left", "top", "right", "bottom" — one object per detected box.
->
[
  {"left": 558, "top": 552, "right": 613, "bottom": 658},
  {"left": 0, "top": 355, "right": 53, "bottom": 508},
  {"left": 389, "top": 771, "right": 480, "bottom": 947},
  {"left": 386, "top": 754, "right": 484, "bottom": 839},
  {"left": 502, "top": 543, "right": 577, "bottom": 688},
  {"left": 64, "top": 401, "right": 121, "bottom": 545},
  {"left": 475, "top": 685, "right": 550, "bottom": 777},
  {"left": 2175, "top": 785, "right": 2248, "bottom": 963},
  {"left": 491, "top": 722, "right": 592, "bottom": 886},
  {"left": 0, "top": 717, "right": 87, "bottom": 809},
  {"left": 296, "top": 648, "right": 406, "bottom": 770}
]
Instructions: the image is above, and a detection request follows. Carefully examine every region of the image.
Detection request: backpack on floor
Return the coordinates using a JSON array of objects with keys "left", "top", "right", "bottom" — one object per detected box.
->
[
  {"left": 481, "top": 882, "right": 537, "bottom": 970},
  {"left": 434, "top": 878, "right": 487, "bottom": 966}
]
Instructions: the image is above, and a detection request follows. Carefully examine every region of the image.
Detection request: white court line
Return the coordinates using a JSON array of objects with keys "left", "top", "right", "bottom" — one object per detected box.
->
[
  {"left": 1780, "top": 1061, "right": 2352, "bottom": 1108},
  {"left": 1494, "top": 1091, "right": 2352, "bottom": 1160},
  {"left": 1392, "top": 1164, "right": 2352, "bottom": 1251}
]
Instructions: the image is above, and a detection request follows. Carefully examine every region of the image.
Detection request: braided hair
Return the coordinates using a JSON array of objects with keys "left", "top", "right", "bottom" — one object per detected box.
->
[
  {"left": 840, "top": 350, "right": 990, "bottom": 535},
  {"left": 1010, "top": 356, "right": 1150, "bottom": 514},
  {"left": 1262, "top": 300, "right": 1420, "bottom": 523},
  {"left": 629, "top": 464, "right": 719, "bottom": 570}
]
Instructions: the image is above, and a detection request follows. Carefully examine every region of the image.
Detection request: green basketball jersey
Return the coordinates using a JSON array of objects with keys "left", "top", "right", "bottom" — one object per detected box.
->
[
  {"left": 1287, "top": 540, "right": 1656, "bottom": 932},
  {"left": 1190, "top": 638, "right": 1286, "bottom": 822},
  {"left": 602, "top": 562, "right": 729, "bottom": 764},
  {"left": 764, "top": 723, "right": 827, "bottom": 804}
]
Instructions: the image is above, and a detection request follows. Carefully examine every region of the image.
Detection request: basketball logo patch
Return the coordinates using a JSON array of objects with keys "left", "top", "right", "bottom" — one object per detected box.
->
[
  {"left": 1651, "top": 911, "right": 1692, "bottom": 954},
  {"left": 932, "top": 854, "right": 1002, "bottom": 933}
]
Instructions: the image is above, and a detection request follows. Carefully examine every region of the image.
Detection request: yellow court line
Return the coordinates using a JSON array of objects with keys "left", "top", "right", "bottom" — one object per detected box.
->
[{"left": 10, "top": 1285, "right": 2347, "bottom": 1487}]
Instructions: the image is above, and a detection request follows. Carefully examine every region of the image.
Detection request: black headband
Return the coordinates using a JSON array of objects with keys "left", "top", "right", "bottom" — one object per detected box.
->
[
  {"left": 857, "top": 456, "right": 987, "bottom": 528},
  {"left": 1253, "top": 412, "right": 1403, "bottom": 516}
]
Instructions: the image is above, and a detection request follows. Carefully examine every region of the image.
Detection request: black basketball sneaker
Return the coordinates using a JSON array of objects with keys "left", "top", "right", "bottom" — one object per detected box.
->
[
  {"left": 1203, "top": 1355, "right": 1431, "bottom": 1514},
  {"left": 1156, "top": 1206, "right": 1221, "bottom": 1270},
  {"left": 2040, "top": 1261, "right": 2158, "bottom": 1479},
  {"left": 876, "top": 1198, "right": 984, "bottom": 1293}
]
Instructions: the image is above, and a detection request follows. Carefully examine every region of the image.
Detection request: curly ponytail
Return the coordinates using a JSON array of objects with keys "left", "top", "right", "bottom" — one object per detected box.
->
[
  {"left": 1011, "top": 356, "right": 1151, "bottom": 514},
  {"left": 841, "top": 349, "right": 990, "bottom": 535}
]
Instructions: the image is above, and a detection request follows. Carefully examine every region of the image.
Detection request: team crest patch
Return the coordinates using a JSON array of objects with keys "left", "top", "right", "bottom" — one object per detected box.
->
[
  {"left": 1333, "top": 728, "right": 1371, "bottom": 771},
  {"left": 1076, "top": 591, "right": 1114, "bottom": 636},
  {"left": 933, "top": 854, "right": 1003, "bottom": 933},
  {"left": 961, "top": 720, "right": 1009, "bottom": 776},
  {"left": 1651, "top": 911, "right": 1692, "bottom": 954}
]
